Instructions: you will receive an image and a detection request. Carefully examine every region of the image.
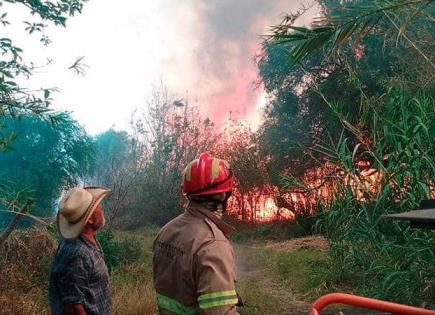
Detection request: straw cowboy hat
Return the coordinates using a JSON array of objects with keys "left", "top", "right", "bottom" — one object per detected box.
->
[{"left": 57, "top": 186, "right": 111, "bottom": 239}]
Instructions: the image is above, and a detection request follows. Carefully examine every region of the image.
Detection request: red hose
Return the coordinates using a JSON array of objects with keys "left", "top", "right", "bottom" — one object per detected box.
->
[{"left": 309, "top": 293, "right": 435, "bottom": 315}]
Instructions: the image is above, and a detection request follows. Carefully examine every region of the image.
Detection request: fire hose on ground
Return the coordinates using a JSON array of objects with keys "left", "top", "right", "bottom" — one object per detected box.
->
[{"left": 309, "top": 293, "right": 435, "bottom": 315}]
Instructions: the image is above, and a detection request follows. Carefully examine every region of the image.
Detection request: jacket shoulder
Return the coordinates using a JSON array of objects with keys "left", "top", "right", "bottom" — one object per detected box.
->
[
  {"left": 203, "top": 217, "right": 229, "bottom": 242},
  {"left": 154, "top": 213, "right": 213, "bottom": 243},
  {"left": 186, "top": 215, "right": 226, "bottom": 243}
]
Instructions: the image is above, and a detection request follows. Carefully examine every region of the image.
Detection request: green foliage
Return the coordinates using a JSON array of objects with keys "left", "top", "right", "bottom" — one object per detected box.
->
[
  {"left": 0, "top": 0, "right": 87, "bottom": 149},
  {"left": 0, "top": 0, "right": 88, "bottom": 230},
  {"left": 294, "top": 212, "right": 320, "bottom": 235},
  {"left": 92, "top": 129, "right": 139, "bottom": 226},
  {"left": 0, "top": 114, "right": 95, "bottom": 223},
  {"left": 259, "top": 0, "right": 434, "bottom": 187},
  {"left": 261, "top": 0, "right": 435, "bottom": 306},
  {"left": 317, "top": 88, "right": 435, "bottom": 304},
  {"left": 97, "top": 230, "right": 142, "bottom": 272},
  {"left": 94, "top": 130, "right": 135, "bottom": 180},
  {"left": 270, "top": 0, "right": 434, "bottom": 66}
]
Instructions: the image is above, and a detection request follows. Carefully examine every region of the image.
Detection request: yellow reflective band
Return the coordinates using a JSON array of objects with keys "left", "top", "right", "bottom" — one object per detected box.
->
[
  {"left": 184, "top": 163, "right": 192, "bottom": 181},
  {"left": 198, "top": 290, "right": 236, "bottom": 301},
  {"left": 157, "top": 293, "right": 198, "bottom": 315},
  {"left": 198, "top": 290, "right": 238, "bottom": 309},
  {"left": 199, "top": 298, "right": 239, "bottom": 309},
  {"left": 211, "top": 158, "right": 220, "bottom": 180}
]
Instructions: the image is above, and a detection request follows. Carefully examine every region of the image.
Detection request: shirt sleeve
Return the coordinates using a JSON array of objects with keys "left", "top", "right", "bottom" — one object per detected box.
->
[
  {"left": 59, "top": 254, "right": 88, "bottom": 305},
  {"left": 195, "top": 240, "right": 238, "bottom": 315}
]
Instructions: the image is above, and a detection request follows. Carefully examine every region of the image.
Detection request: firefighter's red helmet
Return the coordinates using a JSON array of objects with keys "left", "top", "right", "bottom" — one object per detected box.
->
[{"left": 182, "top": 153, "right": 232, "bottom": 197}]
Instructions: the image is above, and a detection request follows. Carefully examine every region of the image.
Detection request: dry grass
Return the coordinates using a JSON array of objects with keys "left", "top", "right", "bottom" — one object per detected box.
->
[
  {"left": 0, "top": 293, "right": 47, "bottom": 315},
  {"left": 111, "top": 280, "right": 157, "bottom": 315},
  {"left": 0, "top": 228, "right": 159, "bottom": 315},
  {"left": 110, "top": 261, "right": 157, "bottom": 314},
  {"left": 110, "top": 228, "right": 158, "bottom": 315},
  {"left": 0, "top": 228, "right": 56, "bottom": 315},
  {"left": 0, "top": 228, "right": 331, "bottom": 315},
  {"left": 235, "top": 243, "right": 312, "bottom": 315}
]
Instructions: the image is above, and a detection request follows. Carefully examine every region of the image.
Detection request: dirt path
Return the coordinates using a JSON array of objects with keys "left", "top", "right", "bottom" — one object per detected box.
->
[
  {"left": 233, "top": 236, "right": 328, "bottom": 315},
  {"left": 234, "top": 237, "right": 385, "bottom": 315}
]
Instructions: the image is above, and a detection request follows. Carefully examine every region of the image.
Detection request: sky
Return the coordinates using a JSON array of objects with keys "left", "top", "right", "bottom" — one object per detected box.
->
[{"left": 5, "top": 0, "right": 319, "bottom": 134}]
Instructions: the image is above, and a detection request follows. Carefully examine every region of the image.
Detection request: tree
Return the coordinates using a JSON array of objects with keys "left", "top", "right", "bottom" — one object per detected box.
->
[
  {"left": 0, "top": 0, "right": 88, "bottom": 150},
  {"left": 92, "top": 129, "right": 140, "bottom": 227},
  {"left": 212, "top": 120, "right": 269, "bottom": 221},
  {"left": 270, "top": 0, "right": 434, "bottom": 70},
  {"left": 0, "top": 114, "right": 95, "bottom": 225},
  {"left": 260, "top": 0, "right": 435, "bottom": 304},
  {"left": 257, "top": 0, "right": 434, "bottom": 208},
  {"left": 0, "top": 0, "right": 88, "bottom": 233},
  {"left": 123, "top": 86, "right": 216, "bottom": 226}
]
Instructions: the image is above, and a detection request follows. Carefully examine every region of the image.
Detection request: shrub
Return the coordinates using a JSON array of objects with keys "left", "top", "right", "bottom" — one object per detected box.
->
[
  {"left": 97, "top": 229, "right": 142, "bottom": 272},
  {"left": 119, "top": 236, "right": 142, "bottom": 263}
]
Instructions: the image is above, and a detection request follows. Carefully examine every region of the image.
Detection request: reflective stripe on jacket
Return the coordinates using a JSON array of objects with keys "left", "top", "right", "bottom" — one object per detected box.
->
[{"left": 152, "top": 202, "right": 238, "bottom": 315}]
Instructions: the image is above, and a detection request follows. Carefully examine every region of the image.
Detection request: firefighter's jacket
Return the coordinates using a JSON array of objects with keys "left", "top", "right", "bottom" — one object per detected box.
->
[{"left": 152, "top": 202, "right": 238, "bottom": 315}]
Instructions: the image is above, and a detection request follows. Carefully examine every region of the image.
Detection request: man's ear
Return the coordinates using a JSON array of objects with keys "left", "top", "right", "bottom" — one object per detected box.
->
[{"left": 87, "top": 212, "right": 95, "bottom": 225}]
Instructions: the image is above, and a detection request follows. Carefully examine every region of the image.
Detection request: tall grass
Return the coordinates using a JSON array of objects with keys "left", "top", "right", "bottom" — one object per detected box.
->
[
  {"left": 317, "top": 87, "right": 435, "bottom": 304},
  {"left": 109, "top": 228, "right": 158, "bottom": 315},
  {"left": 111, "top": 262, "right": 157, "bottom": 315}
]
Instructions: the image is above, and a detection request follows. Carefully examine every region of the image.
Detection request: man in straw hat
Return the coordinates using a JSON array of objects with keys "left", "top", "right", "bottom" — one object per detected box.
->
[{"left": 49, "top": 187, "right": 111, "bottom": 315}]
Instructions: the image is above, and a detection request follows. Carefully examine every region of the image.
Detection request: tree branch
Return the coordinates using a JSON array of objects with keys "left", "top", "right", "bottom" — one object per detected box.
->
[{"left": 0, "top": 199, "right": 33, "bottom": 246}]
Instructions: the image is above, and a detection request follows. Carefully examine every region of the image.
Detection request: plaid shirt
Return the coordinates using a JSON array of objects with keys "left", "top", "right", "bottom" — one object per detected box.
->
[{"left": 49, "top": 235, "right": 111, "bottom": 315}]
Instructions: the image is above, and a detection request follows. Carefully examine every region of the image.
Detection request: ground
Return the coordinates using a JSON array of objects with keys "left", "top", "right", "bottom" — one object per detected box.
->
[
  {"left": 235, "top": 237, "right": 329, "bottom": 315},
  {"left": 110, "top": 230, "right": 331, "bottom": 315},
  {"left": 0, "top": 228, "right": 335, "bottom": 315}
]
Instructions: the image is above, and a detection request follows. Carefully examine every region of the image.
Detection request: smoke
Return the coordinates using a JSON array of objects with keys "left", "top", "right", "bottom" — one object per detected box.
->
[
  {"left": 159, "top": 0, "right": 319, "bottom": 127},
  {"left": 1, "top": 0, "right": 319, "bottom": 133}
]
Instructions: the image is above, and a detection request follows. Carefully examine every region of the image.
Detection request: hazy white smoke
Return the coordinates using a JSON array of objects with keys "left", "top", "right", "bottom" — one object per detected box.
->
[{"left": 3, "top": 0, "right": 318, "bottom": 133}]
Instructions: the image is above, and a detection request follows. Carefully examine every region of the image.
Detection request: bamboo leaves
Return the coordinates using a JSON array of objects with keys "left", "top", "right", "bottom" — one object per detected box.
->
[
  {"left": 316, "top": 87, "right": 435, "bottom": 304},
  {"left": 269, "top": 0, "right": 434, "bottom": 66}
]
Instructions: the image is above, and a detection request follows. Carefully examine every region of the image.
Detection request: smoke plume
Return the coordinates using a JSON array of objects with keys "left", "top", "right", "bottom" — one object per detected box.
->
[{"left": 159, "top": 0, "right": 318, "bottom": 127}]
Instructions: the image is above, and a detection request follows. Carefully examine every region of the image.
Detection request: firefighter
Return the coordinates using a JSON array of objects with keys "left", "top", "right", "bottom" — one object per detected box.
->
[{"left": 152, "top": 152, "right": 241, "bottom": 314}]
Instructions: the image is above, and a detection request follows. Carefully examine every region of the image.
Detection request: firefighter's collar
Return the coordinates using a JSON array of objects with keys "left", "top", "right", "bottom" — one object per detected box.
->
[{"left": 187, "top": 202, "right": 236, "bottom": 236}]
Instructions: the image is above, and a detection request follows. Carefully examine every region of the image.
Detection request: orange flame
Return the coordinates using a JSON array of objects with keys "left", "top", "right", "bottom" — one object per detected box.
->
[
  {"left": 228, "top": 192, "right": 295, "bottom": 222},
  {"left": 257, "top": 197, "right": 295, "bottom": 222}
]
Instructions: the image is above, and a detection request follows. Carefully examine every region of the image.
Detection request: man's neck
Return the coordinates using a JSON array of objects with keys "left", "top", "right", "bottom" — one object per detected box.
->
[{"left": 80, "top": 225, "right": 97, "bottom": 246}]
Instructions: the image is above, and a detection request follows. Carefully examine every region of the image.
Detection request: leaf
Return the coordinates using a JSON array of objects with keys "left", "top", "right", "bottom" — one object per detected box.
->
[{"left": 268, "top": 0, "right": 432, "bottom": 65}]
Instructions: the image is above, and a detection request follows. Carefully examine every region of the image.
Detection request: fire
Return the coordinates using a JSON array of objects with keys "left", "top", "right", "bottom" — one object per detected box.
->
[
  {"left": 228, "top": 192, "right": 295, "bottom": 222},
  {"left": 257, "top": 197, "right": 295, "bottom": 222}
]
